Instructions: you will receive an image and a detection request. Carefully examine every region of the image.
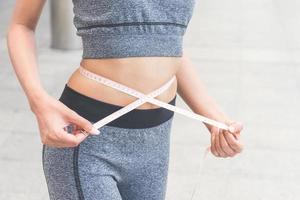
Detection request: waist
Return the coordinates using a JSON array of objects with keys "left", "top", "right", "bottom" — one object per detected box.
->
[
  {"left": 59, "top": 84, "right": 176, "bottom": 129},
  {"left": 66, "top": 57, "right": 181, "bottom": 109}
]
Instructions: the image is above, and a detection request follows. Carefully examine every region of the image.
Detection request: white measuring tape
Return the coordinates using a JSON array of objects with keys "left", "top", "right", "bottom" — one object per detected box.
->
[
  {"left": 78, "top": 66, "right": 229, "bottom": 131},
  {"left": 64, "top": 66, "right": 229, "bottom": 200}
]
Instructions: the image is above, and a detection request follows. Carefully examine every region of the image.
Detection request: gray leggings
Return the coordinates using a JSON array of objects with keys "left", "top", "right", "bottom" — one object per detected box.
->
[{"left": 42, "top": 84, "right": 176, "bottom": 200}]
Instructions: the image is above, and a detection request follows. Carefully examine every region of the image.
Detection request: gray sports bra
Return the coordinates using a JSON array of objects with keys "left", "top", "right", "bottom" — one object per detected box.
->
[{"left": 72, "top": 0, "right": 196, "bottom": 59}]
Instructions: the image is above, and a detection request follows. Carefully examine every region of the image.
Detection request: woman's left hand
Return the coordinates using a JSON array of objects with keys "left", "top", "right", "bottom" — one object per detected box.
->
[{"left": 209, "top": 121, "right": 244, "bottom": 158}]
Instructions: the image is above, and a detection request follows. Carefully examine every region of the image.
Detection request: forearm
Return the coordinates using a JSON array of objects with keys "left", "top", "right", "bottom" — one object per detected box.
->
[
  {"left": 176, "top": 51, "right": 232, "bottom": 131},
  {"left": 7, "top": 24, "right": 48, "bottom": 111}
]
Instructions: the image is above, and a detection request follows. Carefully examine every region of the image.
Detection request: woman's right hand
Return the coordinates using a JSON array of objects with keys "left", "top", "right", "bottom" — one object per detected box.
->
[{"left": 30, "top": 91, "right": 100, "bottom": 148}]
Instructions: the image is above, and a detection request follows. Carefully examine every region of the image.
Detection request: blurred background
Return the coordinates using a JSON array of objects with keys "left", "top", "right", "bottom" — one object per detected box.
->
[{"left": 1, "top": 0, "right": 299, "bottom": 199}]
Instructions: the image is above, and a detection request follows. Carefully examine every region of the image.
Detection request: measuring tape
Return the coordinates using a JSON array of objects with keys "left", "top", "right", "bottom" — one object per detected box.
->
[
  {"left": 78, "top": 66, "right": 229, "bottom": 131},
  {"left": 63, "top": 66, "right": 229, "bottom": 200}
]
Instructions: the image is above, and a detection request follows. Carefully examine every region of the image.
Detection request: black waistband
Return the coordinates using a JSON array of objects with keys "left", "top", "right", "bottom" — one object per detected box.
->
[{"left": 59, "top": 84, "right": 176, "bottom": 129}]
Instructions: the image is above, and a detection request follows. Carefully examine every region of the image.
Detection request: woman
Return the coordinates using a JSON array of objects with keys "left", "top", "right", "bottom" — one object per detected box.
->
[{"left": 6, "top": 0, "right": 244, "bottom": 199}]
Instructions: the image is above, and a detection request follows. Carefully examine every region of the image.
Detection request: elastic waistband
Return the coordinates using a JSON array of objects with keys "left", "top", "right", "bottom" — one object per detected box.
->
[
  {"left": 81, "top": 33, "right": 184, "bottom": 59},
  {"left": 59, "top": 84, "right": 176, "bottom": 129}
]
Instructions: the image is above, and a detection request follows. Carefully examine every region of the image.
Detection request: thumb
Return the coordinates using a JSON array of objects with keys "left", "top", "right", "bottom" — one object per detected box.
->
[
  {"left": 68, "top": 111, "right": 100, "bottom": 135},
  {"left": 228, "top": 121, "right": 243, "bottom": 134}
]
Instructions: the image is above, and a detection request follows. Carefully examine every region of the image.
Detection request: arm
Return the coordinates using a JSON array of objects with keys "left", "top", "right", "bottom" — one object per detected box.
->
[
  {"left": 176, "top": 51, "right": 244, "bottom": 157},
  {"left": 6, "top": 0, "right": 99, "bottom": 147},
  {"left": 6, "top": 0, "right": 48, "bottom": 106},
  {"left": 176, "top": 51, "right": 231, "bottom": 132}
]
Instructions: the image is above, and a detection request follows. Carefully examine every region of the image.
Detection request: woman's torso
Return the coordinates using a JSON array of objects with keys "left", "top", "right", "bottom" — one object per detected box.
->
[
  {"left": 66, "top": 57, "right": 182, "bottom": 109},
  {"left": 67, "top": 0, "right": 195, "bottom": 108}
]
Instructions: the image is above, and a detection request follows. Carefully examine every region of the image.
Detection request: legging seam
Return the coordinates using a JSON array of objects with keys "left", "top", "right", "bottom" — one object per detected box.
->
[
  {"left": 73, "top": 146, "right": 85, "bottom": 200},
  {"left": 42, "top": 144, "right": 45, "bottom": 172}
]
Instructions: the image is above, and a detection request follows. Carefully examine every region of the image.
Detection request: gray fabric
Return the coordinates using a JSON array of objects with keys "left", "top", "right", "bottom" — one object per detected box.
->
[
  {"left": 71, "top": 0, "right": 196, "bottom": 58},
  {"left": 43, "top": 116, "right": 174, "bottom": 200}
]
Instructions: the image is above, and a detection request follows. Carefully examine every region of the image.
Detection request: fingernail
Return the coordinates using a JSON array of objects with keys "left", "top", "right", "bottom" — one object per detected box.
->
[
  {"left": 229, "top": 126, "right": 235, "bottom": 133},
  {"left": 90, "top": 127, "right": 100, "bottom": 135}
]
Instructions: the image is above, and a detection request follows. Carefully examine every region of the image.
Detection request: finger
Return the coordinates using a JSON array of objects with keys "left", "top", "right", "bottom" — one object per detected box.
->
[
  {"left": 43, "top": 133, "right": 75, "bottom": 148},
  {"left": 41, "top": 133, "right": 61, "bottom": 147},
  {"left": 215, "top": 128, "right": 227, "bottom": 157},
  {"left": 73, "top": 129, "right": 90, "bottom": 143},
  {"left": 211, "top": 127, "right": 220, "bottom": 157},
  {"left": 55, "top": 130, "right": 84, "bottom": 147},
  {"left": 210, "top": 131, "right": 218, "bottom": 157},
  {"left": 228, "top": 121, "right": 243, "bottom": 134},
  {"left": 67, "top": 111, "right": 100, "bottom": 135},
  {"left": 234, "top": 131, "right": 241, "bottom": 140},
  {"left": 224, "top": 132, "right": 244, "bottom": 153},
  {"left": 219, "top": 131, "right": 236, "bottom": 157}
]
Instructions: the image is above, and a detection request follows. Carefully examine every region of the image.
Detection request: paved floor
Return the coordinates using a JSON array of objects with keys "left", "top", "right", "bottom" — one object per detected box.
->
[{"left": 1, "top": 0, "right": 300, "bottom": 199}]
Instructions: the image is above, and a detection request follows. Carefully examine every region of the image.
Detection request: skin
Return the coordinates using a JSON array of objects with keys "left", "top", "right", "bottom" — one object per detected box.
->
[{"left": 6, "top": 0, "right": 244, "bottom": 157}]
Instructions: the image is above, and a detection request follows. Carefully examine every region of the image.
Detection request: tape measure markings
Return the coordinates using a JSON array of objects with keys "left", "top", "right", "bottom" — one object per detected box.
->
[
  {"left": 79, "top": 66, "right": 229, "bottom": 131},
  {"left": 92, "top": 74, "right": 175, "bottom": 129}
]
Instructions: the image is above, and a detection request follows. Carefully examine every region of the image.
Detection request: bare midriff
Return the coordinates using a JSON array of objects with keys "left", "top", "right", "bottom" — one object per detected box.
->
[{"left": 66, "top": 57, "right": 182, "bottom": 109}]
